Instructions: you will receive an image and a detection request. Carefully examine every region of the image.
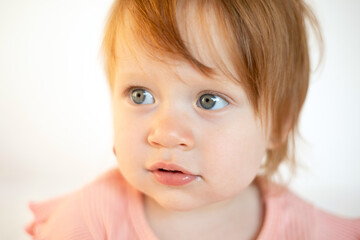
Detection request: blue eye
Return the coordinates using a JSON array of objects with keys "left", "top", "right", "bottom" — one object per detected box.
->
[
  {"left": 130, "top": 89, "right": 154, "bottom": 104},
  {"left": 198, "top": 94, "right": 228, "bottom": 110}
]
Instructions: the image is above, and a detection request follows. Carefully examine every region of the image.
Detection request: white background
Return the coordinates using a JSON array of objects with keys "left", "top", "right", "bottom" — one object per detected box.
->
[{"left": 0, "top": 0, "right": 359, "bottom": 239}]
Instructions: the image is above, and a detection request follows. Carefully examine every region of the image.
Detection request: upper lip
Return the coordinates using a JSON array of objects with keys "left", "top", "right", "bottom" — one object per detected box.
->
[{"left": 149, "top": 162, "right": 195, "bottom": 175}]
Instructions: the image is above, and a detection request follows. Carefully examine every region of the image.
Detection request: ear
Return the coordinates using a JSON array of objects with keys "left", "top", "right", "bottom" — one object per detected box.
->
[
  {"left": 266, "top": 117, "right": 292, "bottom": 150},
  {"left": 113, "top": 146, "right": 117, "bottom": 156}
]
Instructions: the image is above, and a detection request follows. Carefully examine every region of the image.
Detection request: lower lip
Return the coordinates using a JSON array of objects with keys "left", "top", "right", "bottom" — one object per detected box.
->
[{"left": 151, "top": 170, "right": 197, "bottom": 186}]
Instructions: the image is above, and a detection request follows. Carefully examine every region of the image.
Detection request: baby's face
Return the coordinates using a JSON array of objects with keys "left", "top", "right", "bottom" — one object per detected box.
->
[{"left": 112, "top": 46, "right": 272, "bottom": 211}]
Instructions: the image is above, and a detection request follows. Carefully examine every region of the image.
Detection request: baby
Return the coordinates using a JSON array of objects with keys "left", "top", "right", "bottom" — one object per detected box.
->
[{"left": 26, "top": 0, "right": 360, "bottom": 239}]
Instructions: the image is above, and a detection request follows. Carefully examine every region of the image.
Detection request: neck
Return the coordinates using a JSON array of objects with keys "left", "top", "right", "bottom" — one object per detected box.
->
[{"left": 144, "top": 182, "right": 264, "bottom": 240}]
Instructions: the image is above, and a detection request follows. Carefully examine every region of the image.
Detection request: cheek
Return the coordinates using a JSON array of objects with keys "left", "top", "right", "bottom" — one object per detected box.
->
[
  {"left": 114, "top": 106, "right": 148, "bottom": 145},
  {"left": 113, "top": 111, "right": 148, "bottom": 169},
  {"left": 200, "top": 121, "right": 266, "bottom": 185}
]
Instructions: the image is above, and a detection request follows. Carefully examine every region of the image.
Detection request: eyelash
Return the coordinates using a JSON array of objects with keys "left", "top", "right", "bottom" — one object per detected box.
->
[
  {"left": 123, "top": 85, "right": 152, "bottom": 97},
  {"left": 198, "top": 90, "right": 230, "bottom": 102},
  {"left": 123, "top": 86, "right": 231, "bottom": 108}
]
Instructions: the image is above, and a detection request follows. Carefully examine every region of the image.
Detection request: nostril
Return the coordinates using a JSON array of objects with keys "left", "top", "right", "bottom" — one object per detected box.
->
[{"left": 152, "top": 141, "right": 161, "bottom": 147}]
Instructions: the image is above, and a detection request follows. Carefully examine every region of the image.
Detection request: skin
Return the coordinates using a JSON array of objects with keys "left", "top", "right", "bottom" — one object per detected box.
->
[
  {"left": 111, "top": 5, "right": 274, "bottom": 239},
  {"left": 112, "top": 49, "right": 273, "bottom": 239}
]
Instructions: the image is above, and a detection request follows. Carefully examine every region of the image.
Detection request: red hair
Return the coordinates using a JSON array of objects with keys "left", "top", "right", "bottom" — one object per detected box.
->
[{"left": 102, "top": 0, "right": 322, "bottom": 180}]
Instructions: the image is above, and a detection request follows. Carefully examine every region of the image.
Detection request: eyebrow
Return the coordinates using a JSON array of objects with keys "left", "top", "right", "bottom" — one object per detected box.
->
[
  {"left": 116, "top": 70, "right": 151, "bottom": 81},
  {"left": 118, "top": 66, "right": 238, "bottom": 90}
]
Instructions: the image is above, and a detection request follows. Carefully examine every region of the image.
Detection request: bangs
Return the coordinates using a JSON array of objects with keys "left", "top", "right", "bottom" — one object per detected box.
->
[{"left": 103, "top": 0, "right": 243, "bottom": 91}]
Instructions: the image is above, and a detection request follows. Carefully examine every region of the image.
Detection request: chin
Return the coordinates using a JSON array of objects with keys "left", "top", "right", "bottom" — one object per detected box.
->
[{"left": 154, "top": 196, "right": 204, "bottom": 212}]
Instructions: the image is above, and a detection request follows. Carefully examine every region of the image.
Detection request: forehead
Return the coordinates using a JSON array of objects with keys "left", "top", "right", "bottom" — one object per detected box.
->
[
  {"left": 114, "top": 1, "right": 239, "bottom": 84},
  {"left": 116, "top": 49, "right": 241, "bottom": 96}
]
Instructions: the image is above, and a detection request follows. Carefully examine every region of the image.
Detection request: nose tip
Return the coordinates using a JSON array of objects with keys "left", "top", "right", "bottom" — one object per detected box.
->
[
  {"left": 147, "top": 117, "right": 194, "bottom": 150},
  {"left": 147, "top": 132, "right": 193, "bottom": 150}
]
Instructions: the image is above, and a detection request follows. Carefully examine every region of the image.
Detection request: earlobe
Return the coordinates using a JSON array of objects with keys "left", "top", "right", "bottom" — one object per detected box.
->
[
  {"left": 266, "top": 137, "right": 278, "bottom": 150},
  {"left": 266, "top": 118, "right": 292, "bottom": 150},
  {"left": 267, "top": 134, "right": 286, "bottom": 150}
]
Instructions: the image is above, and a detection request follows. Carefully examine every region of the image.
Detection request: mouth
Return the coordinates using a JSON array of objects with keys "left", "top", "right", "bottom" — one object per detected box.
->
[
  {"left": 158, "top": 168, "right": 183, "bottom": 173},
  {"left": 149, "top": 163, "right": 198, "bottom": 186},
  {"left": 149, "top": 162, "right": 194, "bottom": 174}
]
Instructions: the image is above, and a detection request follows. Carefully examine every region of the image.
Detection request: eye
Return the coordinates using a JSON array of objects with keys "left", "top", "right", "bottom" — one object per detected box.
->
[
  {"left": 198, "top": 94, "right": 228, "bottom": 110},
  {"left": 130, "top": 89, "right": 154, "bottom": 104}
]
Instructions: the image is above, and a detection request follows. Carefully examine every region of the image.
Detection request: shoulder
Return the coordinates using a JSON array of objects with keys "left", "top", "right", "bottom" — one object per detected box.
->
[
  {"left": 312, "top": 203, "right": 360, "bottom": 239},
  {"left": 257, "top": 178, "right": 360, "bottom": 240},
  {"left": 81, "top": 168, "right": 129, "bottom": 203},
  {"left": 26, "top": 168, "right": 132, "bottom": 239}
]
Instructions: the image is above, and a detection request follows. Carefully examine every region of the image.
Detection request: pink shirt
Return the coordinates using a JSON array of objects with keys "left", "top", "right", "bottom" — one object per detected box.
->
[{"left": 26, "top": 168, "right": 360, "bottom": 239}]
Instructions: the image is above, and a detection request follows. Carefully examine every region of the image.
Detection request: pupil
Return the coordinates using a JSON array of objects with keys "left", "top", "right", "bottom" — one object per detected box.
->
[
  {"left": 132, "top": 89, "right": 145, "bottom": 104},
  {"left": 200, "top": 94, "right": 216, "bottom": 109}
]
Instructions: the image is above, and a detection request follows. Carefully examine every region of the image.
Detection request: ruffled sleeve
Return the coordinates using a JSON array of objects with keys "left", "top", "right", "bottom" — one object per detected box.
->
[
  {"left": 25, "top": 169, "right": 132, "bottom": 240},
  {"left": 25, "top": 192, "right": 94, "bottom": 240}
]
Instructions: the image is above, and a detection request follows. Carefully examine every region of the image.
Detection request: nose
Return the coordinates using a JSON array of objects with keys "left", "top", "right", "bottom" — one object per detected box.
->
[{"left": 147, "top": 111, "right": 195, "bottom": 150}]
